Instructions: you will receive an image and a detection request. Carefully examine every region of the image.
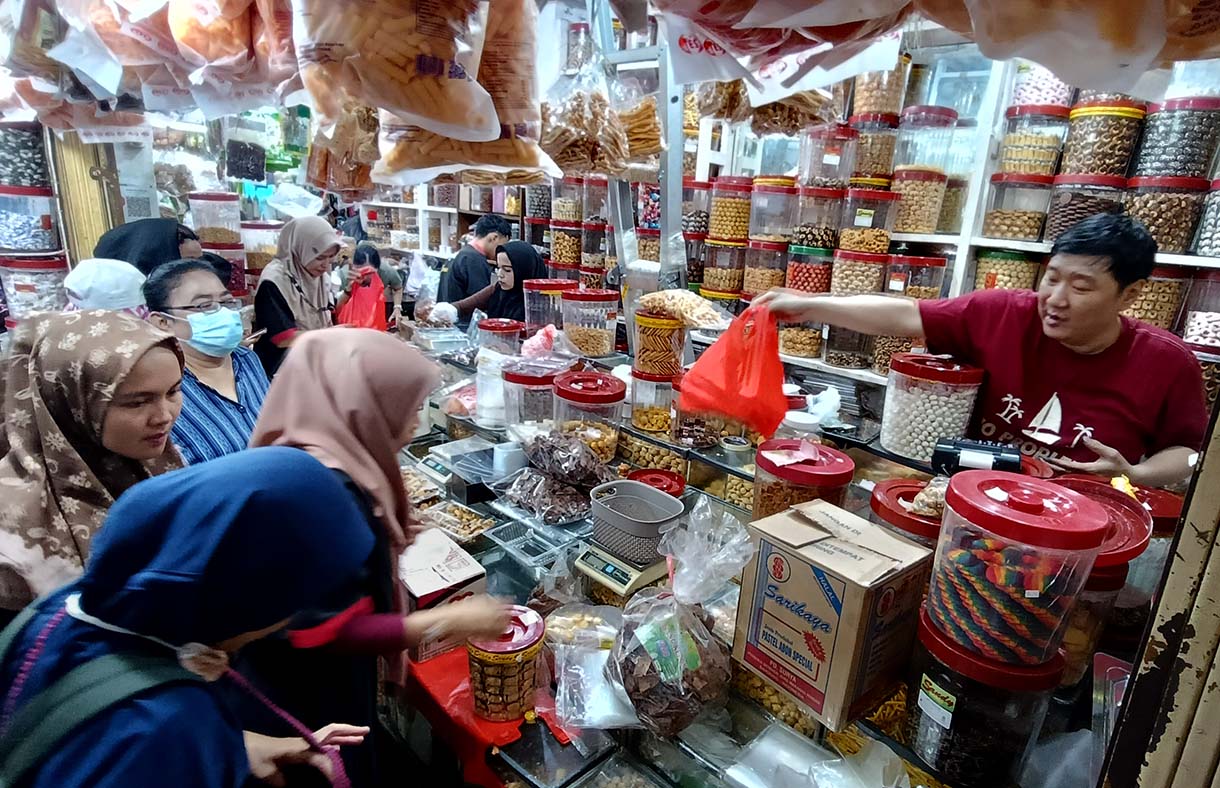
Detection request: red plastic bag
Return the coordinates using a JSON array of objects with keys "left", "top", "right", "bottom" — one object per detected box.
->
[
  {"left": 677, "top": 305, "right": 787, "bottom": 438},
  {"left": 336, "top": 268, "right": 387, "bottom": 331}
]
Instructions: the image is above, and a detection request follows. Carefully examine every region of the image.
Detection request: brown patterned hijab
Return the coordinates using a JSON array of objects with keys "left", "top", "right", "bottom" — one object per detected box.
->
[{"left": 0, "top": 311, "right": 185, "bottom": 611}]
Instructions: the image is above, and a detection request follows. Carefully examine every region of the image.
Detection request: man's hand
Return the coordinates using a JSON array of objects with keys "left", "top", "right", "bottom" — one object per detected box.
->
[
  {"left": 244, "top": 725, "right": 368, "bottom": 787},
  {"left": 1049, "top": 438, "right": 1135, "bottom": 480}
]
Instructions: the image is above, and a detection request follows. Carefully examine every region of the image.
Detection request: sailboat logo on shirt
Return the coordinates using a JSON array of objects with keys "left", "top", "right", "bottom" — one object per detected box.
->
[{"left": 1022, "top": 393, "right": 1063, "bottom": 445}]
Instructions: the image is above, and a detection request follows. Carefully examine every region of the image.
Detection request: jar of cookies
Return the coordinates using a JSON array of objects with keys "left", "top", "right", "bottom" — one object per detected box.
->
[
  {"left": 1043, "top": 174, "right": 1127, "bottom": 243},
  {"left": 526, "top": 183, "right": 552, "bottom": 218},
  {"left": 825, "top": 325, "right": 874, "bottom": 369},
  {"left": 1012, "top": 60, "right": 1074, "bottom": 107},
  {"left": 562, "top": 289, "right": 618, "bottom": 357},
  {"left": 831, "top": 249, "right": 888, "bottom": 296},
  {"left": 895, "top": 105, "right": 957, "bottom": 173},
  {"left": 1133, "top": 97, "right": 1220, "bottom": 179},
  {"left": 1060, "top": 100, "right": 1146, "bottom": 177},
  {"left": 742, "top": 240, "right": 787, "bottom": 298},
  {"left": 584, "top": 176, "right": 609, "bottom": 222},
  {"left": 999, "top": 105, "right": 1070, "bottom": 176},
  {"left": 554, "top": 371, "right": 625, "bottom": 462},
  {"left": 636, "top": 227, "right": 661, "bottom": 261},
  {"left": 553, "top": 176, "right": 583, "bottom": 221},
  {"left": 467, "top": 605, "right": 545, "bottom": 722},
  {"left": 1196, "top": 182, "right": 1220, "bottom": 256},
  {"left": 582, "top": 222, "right": 607, "bottom": 270},
  {"left": 550, "top": 220, "right": 582, "bottom": 271},
  {"left": 786, "top": 246, "right": 834, "bottom": 294},
  {"left": 778, "top": 321, "right": 823, "bottom": 358},
  {"left": 799, "top": 123, "right": 858, "bottom": 188},
  {"left": 748, "top": 182, "right": 797, "bottom": 242},
  {"left": 633, "top": 312, "right": 685, "bottom": 376},
  {"left": 792, "top": 187, "right": 842, "bottom": 249},
  {"left": 752, "top": 439, "right": 854, "bottom": 519},
  {"left": 478, "top": 318, "right": 524, "bottom": 353},
  {"left": 974, "top": 249, "right": 1040, "bottom": 291},
  {"left": 682, "top": 178, "right": 712, "bottom": 234},
  {"left": 852, "top": 54, "right": 911, "bottom": 116},
  {"left": 839, "top": 188, "right": 900, "bottom": 252},
  {"left": 710, "top": 176, "right": 753, "bottom": 239},
  {"left": 580, "top": 265, "right": 604, "bottom": 289},
  {"left": 1123, "top": 176, "right": 1208, "bottom": 254},
  {"left": 605, "top": 224, "right": 618, "bottom": 270},
  {"left": 523, "top": 278, "right": 579, "bottom": 331},
  {"left": 849, "top": 113, "right": 900, "bottom": 182},
  {"left": 684, "top": 233, "right": 707, "bottom": 285},
  {"left": 631, "top": 370, "right": 675, "bottom": 433},
  {"left": 703, "top": 237, "right": 747, "bottom": 292},
  {"left": 1120, "top": 266, "right": 1188, "bottom": 329},
  {"left": 982, "top": 174, "right": 1053, "bottom": 241},
  {"left": 885, "top": 253, "right": 946, "bottom": 299},
  {"left": 1182, "top": 269, "right": 1220, "bottom": 349},
  {"left": 892, "top": 168, "right": 949, "bottom": 234}
]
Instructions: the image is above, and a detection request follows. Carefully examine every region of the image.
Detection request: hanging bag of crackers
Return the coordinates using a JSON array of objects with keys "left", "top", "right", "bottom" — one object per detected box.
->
[
  {"left": 540, "top": 57, "right": 630, "bottom": 177},
  {"left": 613, "top": 79, "right": 665, "bottom": 163}
]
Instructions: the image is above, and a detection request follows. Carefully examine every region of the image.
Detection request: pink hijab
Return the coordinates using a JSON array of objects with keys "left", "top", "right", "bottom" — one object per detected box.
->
[{"left": 248, "top": 328, "right": 440, "bottom": 554}]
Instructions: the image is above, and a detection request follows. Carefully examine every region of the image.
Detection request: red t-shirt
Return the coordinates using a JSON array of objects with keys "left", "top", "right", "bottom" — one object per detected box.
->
[{"left": 918, "top": 289, "right": 1207, "bottom": 464}]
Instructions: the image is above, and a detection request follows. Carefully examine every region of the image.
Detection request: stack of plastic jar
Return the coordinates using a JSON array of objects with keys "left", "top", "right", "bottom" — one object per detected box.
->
[
  {"left": 550, "top": 220, "right": 582, "bottom": 274},
  {"left": 1043, "top": 174, "right": 1126, "bottom": 243},
  {"left": 786, "top": 246, "right": 834, "bottom": 294},
  {"left": 703, "top": 238, "right": 746, "bottom": 292},
  {"left": 1196, "top": 180, "right": 1220, "bottom": 256},
  {"left": 869, "top": 479, "right": 942, "bottom": 548},
  {"left": 554, "top": 371, "right": 625, "bottom": 463},
  {"left": 684, "top": 233, "right": 707, "bottom": 285},
  {"left": 752, "top": 439, "right": 855, "bottom": 519},
  {"left": 561, "top": 289, "right": 617, "bottom": 358},
  {"left": 636, "top": 227, "right": 661, "bottom": 261},
  {"left": 526, "top": 184, "right": 551, "bottom": 218},
  {"left": 982, "top": 174, "right": 1053, "bottom": 241},
  {"left": 1133, "top": 98, "right": 1220, "bottom": 178},
  {"left": 798, "top": 123, "right": 858, "bottom": 188},
  {"left": 583, "top": 176, "right": 609, "bottom": 222},
  {"left": 1011, "top": 60, "right": 1074, "bottom": 107},
  {"left": 748, "top": 179, "right": 797, "bottom": 242},
  {"left": 1123, "top": 176, "right": 1208, "bottom": 254},
  {"left": 825, "top": 325, "right": 873, "bottom": 368},
  {"left": 792, "top": 187, "right": 842, "bottom": 249},
  {"left": 999, "top": 105, "right": 1070, "bottom": 176},
  {"left": 188, "top": 192, "right": 241, "bottom": 244},
  {"left": 709, "top": 177, "right": 753, "bottom": 239},
  {"left": 636, "top": 182, "right": 661, "bottom": 230},
  {"left": 831, "top": 249, "right": 887, "bottom": 296},
  {"left": 682, "top": 178, "right": 711, "bottom": 234},
  {"left": 582, "top": 222, "right": 606, "bottom": 270},
  {"left": 478, "top": 318, "right": 524, "bottom": 353},
  {"left": 892, "top": 106, "right": 958, "bottom": 233},
  {"left": 552, "top": 176, "right": 583, "bottom": 221},
  {"left": 849, "top": 113, "right": 899, "bottom": 185},
  {"left": 839, "top": 188, "right": 900, "bottom": 252},
  {"left": 0, "top": 254, "right": 67, "bottom": 317},
  {"left": 742, "top": 240, "right": 787, "bottom": 298},
  {"left": 0, "top": 187, "right": 58, "bottom": 251},
  {"left": 851, "top": 55, "right": 910, "bottom": 116},
  {"left": 633, "top": 312, "right": 685, "bottom": 376},
  {"left": 880, "top": 354, "right": 983, "bottom": 462},
  {"left": 1120, "top": 266, "right": 1189, "bottom": 329},
  {"left": 1182, "top": 269, "right": 1220, "bottom": 349},
  {"left": 1060, "top": 99, "right": 1146, "bottom": 177},
  {"left": 630, "top": 370, "right": 674, "bottom": 433},
  {"left": 523, "top": 278, "right": 579, "bottom": 332}
]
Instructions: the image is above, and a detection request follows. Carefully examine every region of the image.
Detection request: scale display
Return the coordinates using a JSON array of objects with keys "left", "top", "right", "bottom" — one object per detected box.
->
[{"left": 575, "top": 542, "right": 666, "bottom": 597}]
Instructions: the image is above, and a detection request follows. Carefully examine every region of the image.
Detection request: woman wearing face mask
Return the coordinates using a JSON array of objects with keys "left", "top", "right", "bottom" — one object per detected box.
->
[
  {"left": 243, "top": 328, "right": 510, "bottom": 786},
  {"left": 93, "top": 218, "right": 204, "bottom": 276},
  {"left": 144, "top": 259, "right": 270, "bottom": 466},
  {"left": 0, "top": 312, "right": 184, "bottom": 619},
  {"left": 486, "top": 241, "right": 549, "bottom": 322},
  {"left": 0, "top": 447, "right": 378, "bottom": 788},
  {"left": 253, "top": 216, "right": 343, "bottom": 376}
]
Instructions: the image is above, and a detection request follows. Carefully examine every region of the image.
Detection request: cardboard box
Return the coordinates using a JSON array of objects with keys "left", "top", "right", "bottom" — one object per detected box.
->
[
  {"left": 733, "top": 499, "right": 932, "bottom": 731},
  {"left": 399, "top": 528, "right": 487, "bottom": 662}
]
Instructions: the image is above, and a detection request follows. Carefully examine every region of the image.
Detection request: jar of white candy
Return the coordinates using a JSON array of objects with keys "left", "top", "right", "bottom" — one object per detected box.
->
[
  {"left": 0, "top": 186, "right": 59, "bottom": 251},
  {"left": 0, "top": 253, "right": 68, "bottom": 318},
  {"left": 1183, "top": 269, "right": 1220, "bottom": 350},
  {"left": 880, "top": 353, "right": 984, "bottom": 462}
]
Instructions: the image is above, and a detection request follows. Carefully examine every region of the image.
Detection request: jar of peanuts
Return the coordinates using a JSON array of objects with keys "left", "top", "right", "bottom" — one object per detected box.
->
[
  {"left": 742, "top": 240, "right": 787, "bottom": 298},
  {"left": 554, "top": 371, "right": 625, "bottom": 463},
  {"left": 630, "top": 370, "right": 675, "bottom": 433},
  {"left": 562, "top": 289, "right": 617, "bottom": 358},
  {"left": 703, "top": 237, "right": 747, "bottom": 292},
  {"left": 786, "top": 246, "right": 833, "bottom": 294},
  {"left": 550, "top": 220, "right": 582, "bottom": 270},
  {"left": 849, "top": 113, "right": 900, "bottom": 181},
  {"left": 636, "top": 226, "right": 661, "bottom": 261}
]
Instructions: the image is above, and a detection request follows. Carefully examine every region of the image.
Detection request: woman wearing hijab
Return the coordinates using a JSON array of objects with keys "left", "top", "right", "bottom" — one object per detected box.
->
[
  {"left": 244, "top": 328, "right": 509, "bottom": 786},
  {"left": 62, "top": 258, "right": 149, "bottom": 317},
  {"left": 0, "top": 311, "right": 185, "bottom": 618},
  {"left": 0, "top": 447, "right": 378, "bottom": 788},
  {"left": 253, "top": 216, "right": 343, "bottom": 376},
  {"left": 486, "top": 241, "right": 549, "bottom": 322},
  {"left": 93, "top": 218, "right": 203, "bottom": 276}
]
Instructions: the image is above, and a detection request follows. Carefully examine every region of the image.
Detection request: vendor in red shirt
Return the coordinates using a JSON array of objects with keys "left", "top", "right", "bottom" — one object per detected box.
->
[{"left": 759, "top": 213, "right": 1208, "bottom": 488}]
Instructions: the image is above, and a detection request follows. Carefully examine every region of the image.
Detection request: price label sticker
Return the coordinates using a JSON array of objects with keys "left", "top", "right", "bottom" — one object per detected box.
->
[
  {"left": 853, "top": 208, "right": 875, "bottom": 227},
  {"left": 888, "top": 273, "right": 908, "bottom": 292},
  {"left": 822, "top": 153, "right": 841, "bottom": 166}
]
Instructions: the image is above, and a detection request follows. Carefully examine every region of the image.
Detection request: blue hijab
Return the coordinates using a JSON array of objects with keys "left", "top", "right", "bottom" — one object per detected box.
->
[{"left": 0, "top": 447, "right": 375, "bottom": 788}]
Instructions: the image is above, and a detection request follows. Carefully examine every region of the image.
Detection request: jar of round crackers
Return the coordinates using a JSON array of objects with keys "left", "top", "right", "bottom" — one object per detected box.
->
[
  {"left": 849, "top": 112, "right": 900, "bottom": 181},
  {"left": 554, "top": 371, "right": 625, "bottom": 463},
  {"left": 982, "top": 174, "right": 1053, "bottom": 242},
  {"left": 1120, "top": 265, "right": 1188, "bottom": 329},
  {"left": 974, "top": 248, "right": 1040, "bottom": 291},
  {"left": 710, "top": 176, "right": 753, "bottom": 240},
  {"left": 468, "top": 605, "right": 545, "bottom": 722},
  {"left": 703, "top": 237, "right": 747, "bottom": 292},
  {"left": 633, "top": 312, "right": 685, "bottom": 376},
  {"left": 752, "top": 439, "right": 854, "bottom": 519},
  {"left": 630, "top": 370, "right": 675, "bottom": 433},
  {"left": 851, "top": 54, "right": 911, "bottom": 116},
  {"left": 892, "top": 168, "right": 949, "bottom": 234},
  {"left": 563, "top": 289, "right": 618, "bottom": 358},
  {"left": 742, "top": 239, "right": 787, "bottom": 298},
  {"left": 582, "top": 222, "right": 607, "bottom": 270}
]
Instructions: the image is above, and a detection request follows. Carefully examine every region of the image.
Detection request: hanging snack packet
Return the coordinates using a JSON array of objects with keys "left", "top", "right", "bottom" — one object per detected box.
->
[
  {"left": 166, "top": 0, "right": 255, "bottom": 85},
  {"left": 540, "top": 62, "right": 630, "bottom": 176}
]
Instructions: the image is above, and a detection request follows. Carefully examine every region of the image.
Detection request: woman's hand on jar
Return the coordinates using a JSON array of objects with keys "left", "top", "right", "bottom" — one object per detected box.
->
[{"left": 447, "top": 594, "right": 513, "bottom": 639}]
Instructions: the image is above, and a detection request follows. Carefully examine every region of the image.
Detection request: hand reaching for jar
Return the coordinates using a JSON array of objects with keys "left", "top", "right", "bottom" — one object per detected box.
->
[{"left": 403, "top": 594, "right": 513, "bottom": 646}]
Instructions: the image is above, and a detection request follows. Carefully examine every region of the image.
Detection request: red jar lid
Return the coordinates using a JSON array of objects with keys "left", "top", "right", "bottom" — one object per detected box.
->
[
  {"left": 628, "top": 469, "right": 686, "bottom": 497},
  {"left": 0, "top": 184, "right": 53, "bottom": 197},
  {"left": 584, "top": 176, "right": 608, "bottom": 186},
  {"left": 1055, "top": 473, "right": 1181, "bottom": 537},
  {"left": 468, "top": 605, "right": 544, "bottom": 653},
  {"left": 522, "top": 279, "right": 580, "bottom": 292},
  {"left": 1053, "top": 477, "right": 1152, "bottom": 566},
  {"left": 944, "top": 470, "right": 1109, "bottom": 550},
  {"left": 1005, "top": 104, "right": 1072, "bottom": 119},
  {"left": 188, "top": 191, "right": 239, "bottom": 201},
  {"left": 1086, "top": 562, "right": 1130, "bottom": 592},
  {"left": 806, "top": 122, "right": 859, "bottom": 140},
  {"left": 478, "top": 318, "right": 524, "bottom": 333},
  {"left": 900, "top": 105, "right": 959, "bottom": 125},
  {"left": 846, "top": 187, "right": 901, "bottom": 201},
  {"left": 1052, "top": 174, "right": 1127, "bottom": 188},
  {"left": 637, "top": 227, "right": 661, "bottom": 238},
  {"left": 683, "top": 178, "right": 712, "bottom": 189},
  {"left": 917, "top": 607, "right": 1065, "bottom": 691},
  {"left": 889, "top": 353, "right": 984, "bottom": 384},
  {"left": 683, "top": 232, "right": 708, "bottom": 242},
  {"left": 1210, "top": 179, "right": 1220, "bottom": 191},
  {"left": 582, "top": 222, "right": 607, "bottom": 232},
  {"left": 4, "top": 317, "right": 18, "bottom": 329},
  {"left": 1148, "top": 265, "right": 1187, "bottom": 279},
  {"left": 241, "top": 220, "right": 283, "bottom": 229},
  {"left": 748, "top": 239, "right": 788, "bottom": 252},
  {"left": 561, "top": 288, "right": 617, "bottom": 302},
  {"left": 1020, "top": 456, "right": 1056, "bottom": 478},
  {"left": 631, "top": 369, "right": 675, "bottom": 383},
  {"left": 753, "top": 183, "right": 798, "bottom": 195},
  {"left": 833, "top": 249, "right": 889, "bottom": 265},
  {"left": 525, "top": 216, "right": 549, "bottom": 225},
  {"left": 502, "top": 364, "right": 560, "bottom": 386},
  {"left": 889, "top": 254, "right": 947, "bottom": 268},
  {"left": 0, "top": 254, "right": 68, "bottom": 270},
  {"left": 554, "top": 370, "right": 626, "bottom": 404},
  {"left": 1149, "top": 96, "right": 1220, "bottom": 113},
  {"left": 713, "top": 176, "right": 753, "bottom": 194},
  {"left": 870, "top": 479, "right": 942, "bottom": 543},
  {"left": 201, "top": 242, "right": 245, "bottom": 252},
  {"left": 755, "top": 439, "right": 855, "bottom": 488},
  {"left": 990, "top": 173, "right": 1055, "bottom": 186},
  {"left": 893, "top": 168, "right": 948, "bottom": 183},
  {"left": 561, "top": 176, "right": 584, "bottom": 185},
  {"left": 848, "top": 112, "right": 900, "bottom": 127},
  {"left": 1127, "top": 176, "right": 1210, "bottom": 191},
  {"left": 706, "top": 237, "right": 748, "bottom": 248},
  {"left": 800, "top": 186, "right": 845, "bottom": 200},
  {"left": 551, "top": 220, "right": 582, "bottom": 230}
]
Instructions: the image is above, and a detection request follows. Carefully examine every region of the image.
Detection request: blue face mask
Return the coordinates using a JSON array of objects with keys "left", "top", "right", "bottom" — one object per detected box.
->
[{"left": 185, "top": 308, "right": 244, "bottom": 357}]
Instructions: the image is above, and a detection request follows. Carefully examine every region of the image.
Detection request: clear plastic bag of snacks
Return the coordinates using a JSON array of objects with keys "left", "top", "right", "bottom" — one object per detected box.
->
[
  {"left": 527, "top": 544, "right": 586, "bottom": 617},
  {"left": 167, "top": 0, "right": 256, "bottom": 85},
  {"left": 614, "top": 81, "right": 665, "bottom": 162},
  {"left": 541, "top": 62, "right": 630, "bottom": 176}
]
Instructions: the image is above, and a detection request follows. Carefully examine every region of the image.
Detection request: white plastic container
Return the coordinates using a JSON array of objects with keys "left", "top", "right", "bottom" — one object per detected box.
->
[
  {"left": 0, "top": 186, "right": 58, "bottom": 251},
  {"left": 879, "top": 353, "right": 984, "bottom": 462},
  {"left": 0, "top": 253, "right": 68, "bottom": 317}
]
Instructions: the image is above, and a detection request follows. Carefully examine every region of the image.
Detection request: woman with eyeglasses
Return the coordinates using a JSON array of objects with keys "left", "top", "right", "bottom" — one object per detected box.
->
[
  {"left": 145, "top": 259, "right": 270, "bottom": 466},
  {"left": 252, "top": 216, "right": 343, "bottom": 376}
]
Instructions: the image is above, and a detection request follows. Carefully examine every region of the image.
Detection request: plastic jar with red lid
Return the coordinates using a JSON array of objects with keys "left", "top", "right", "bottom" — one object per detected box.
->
[
  {"left": 550, "top": 220, "right": 582, "bottom": 271},
  {"left": 636, "top": 226, "right": 661, "bottom": 262},
  {"left": 999, "top": 105, "right": 1071, "bottom": 176},
  {"left": 1060, "top": 101, "right": 1146, "bottom": 177},
  {"left": 478, "top": 318, "right": 524, "bottom": 353},
  {"left": 188, "top": 191, "right": 241, "bottom": 244},
  {"left": 839, "top": 188, "right": 900, "bottom": 253},
  {"left": 879, "top": 353, "right": 984, "bottom": 462},
  {"left": 703, "top": 237, "right": 747, "bottom": 292},
  {"left": 523, "top": 278, "right": 579, "bottom": 332},
  {"left": 849, "top": 113, "right": 899, "bottom": 180},
  {"left": 468, "top": 605, "right": 545, "bottom": 722},
  {"left": 869, "top": 479, "right": 943, "bottom": 548},
  {"left": 684, "top": 233, "right": 707, "bottom": 285},
  {"left": 502, "top": 360, "right": 564, "bottom": 429},
  {"left": 709, "top": 176, "right": 752, "bottom": 239},
  {"left": 554, "top": 370, "right": 625, "bottom": 462},
  {"left": 581, "top": 222, "right": 606, "bottom": 270},
  {"left": 798, "top": 123, "right": 858, "bottom": 188},
  {"left": 583, "top": 176, "right": 609, "bottom": 222},
  {"left": 1043, "top": 174, "right": 1127, "bottom": 243},
  {"left": 851, "top": 55, "right": 910, "bottom": 116},
  {"left": 525, "top": 216, "right": 550, "bottom": 249},
  {"left": 831, "top": 249, "right": 887, "bottom": 296},
  {"left": 0, "top": 253, "right": 67, "bottom": 317},
  {"left": 202, "top": 243, "right": 247, "bottom": 295},
  {"left": 926, "top": 470, "right": 1110, "bottom": 665},
  {"left": 792, "top": 187, "right": 843, "bottom": 249},
  {"left": 0, "top": 186, "right": 58, "bottom": 251},
  {"left": 748, "top": 181, "right": 797, "bottom": 242},
  {"left": 786, "top": 246, "right": 833, "bottom": 294},
  {"left": 1183, "top": 269, "right": 1220, "bottom": 349},
  {"left": 1120, "top": 265, "right": 1189, "bottom": 329},
  {"left": 633, "top": 312, "right": 684, "bottom": 376},
  {"left": 553, "top": 176, "right": 583, "bottom": 221},
  {"left": 1123, "top": 176, "right": 1209, "bottom": 253},
  {"left": 630, "top": 369, "right": 675, "bottom": 433},
  {"left": 981, "top": 173, "right": 1053, "bottom": 241},
  {"left": 682, "top": 178, "right": 711, "bottom": 234},
  {"left": 895, "top": 105, "right": 957, "bottom": 173},
  {"left": 752, "top": 439, "right": 855, "bottom": 519},
  {"left": 892, "top": 167, "right": 949, "bottom": 234},
  {"left": 562, "top": 289, "right": 617, "bottom": 358},
  {"left": 1133, "top": 97, "right": 1220, "bottom": 178},
  {"left": 742, "top": 239, "right": 787, "bottom": 297},
  {"left": 1195, "top": 180, "right": 1220, "bottom": 256}
]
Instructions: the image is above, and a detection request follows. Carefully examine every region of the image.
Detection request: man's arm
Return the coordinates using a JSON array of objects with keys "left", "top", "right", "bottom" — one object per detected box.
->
[
  {"left": 1052, "top": 439, "right": 1196, "bottom": 488},
  {"left": 756, "top": 291, "right": 925, "bottom": 337}
]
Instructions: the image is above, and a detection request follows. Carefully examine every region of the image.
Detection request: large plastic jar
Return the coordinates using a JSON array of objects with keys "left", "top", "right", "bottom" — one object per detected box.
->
[
  {"left": 1060, "top": 101, "right": 1146, "bottom": 176},
  {"left": 799, "top": 123, "right": 859, "bottom": 188},
  {"left": 752, "top": 439, "right": 854, "bottom": 519},
  {"left": 0, "top": 254, "right": 67, "bottom": 317},
  {"left": 927, "top": 470, "right": 1110, "bottom": 666},
  {"left": 870, "top": 479, "right": 942, "bottom": 548},
  {"left": 684, "top": 233, "right": 707, "bottom": 284},
  {"left": 525, "top": 217, "right": 549, "bottom": 252},
  {"left": 1133, "top": 98, "right": 1220, "bottom": 178},
  {"left": 1121, "top": 265, "right": 1189, "bottom": 329},
  {"left": 478, "top": 318, "right": 524, "bottom": 353},
  {"left": 742, "top": 240, "right": 787, "bottom": 298},
  {"left": 937, "top": 177, "right": 969, "bottom": 235},
  {"left": 554, "top": 370, "right": 625, "bottom": 463},
  {"left": 892, "top": 168, "right": 948, "bottom": 234},
  {"left": 709, "top": 177, "right": 752, "bottom": 240},
  {"left": 703, "top": 237, "right": 747, "bottom": 292},
  {"left": 1182, "top": 269, "right": 1220, "bottom": 349},
  {"left": 636, "top": 182, "right": 661, "bottom": 230},
  {"left": 583, "top": 176, "right": 609, "bottom": 222},
  {"left": 582, "top": 222, "right": 606, "bottom": 270},
  {"left": 502, "top": 361, "right": 561, "bottom": 432},
  {"left": 1167, "top": 59, "right": 1220, "bottom": 99},
  {"left": 880, "top": 354, "right": 984, "bottom": 462},
  {"left": 831, "top": 249, "right": 887, "bottom": 296},
  {"left": 1195, "top": 181, "right": 1220, "bottom": 256},
  {"left": 839, "top": 188, "right": 900, "bottom": 253},
  {"left": 849, "top": 113, "right": 899, "bottom": 181},
  {"left": 240, "top": 221, "right": 282, "bottom": 278},
  {"left": 682, "top": 178, "right": 711, "bottom": 234},
  {"left": 550, "top": 220, "right": 582, "bottom": 271},
  {"left": 852, "top": 55, "right": 910, "bottom": 116},
  {"left": 188, "top": 192, "right": 241, "bottom": 245},
  {"left": 526, "top": 183, "right": 552, "bottom": 219},
  {"left": 633, "top": 312, "right": 685, "bottom": 376},
  {"left": 825, "top": 325, "right": 873, "bottom": 369},
  {"left": 630, "top": 370, "right": 674, "bottom": 433},
  {"left": 1012, "top": 60, "right": 1074, "bottom": 107},
  {"left": 786, "top": 246, "right": 834, "bottom": 294},
  {"left": 523, "top": 278, "right": 579, "bottom": 332},
  {"left": 202, "top": 243, "right": 247, "bottom": 295},
  {"left": 468, "top": 606, "right": 544, "bottom": 722},
  {"left": 0, "top": 122, "right": 50, "bottom": 188},
  {"left": 699, "top": 286, "right": 742, "bottom": 315},
  {"left": 0, "top": 186, "right": 58, "bottom": 251},
  {"left": 906, "top": 607, "right": 1065, "bottom": 788},
  {"left": 974, "top": 248, "right": 1040, "bottom": 291},
  {"left": 999, "top": 105, "right": 1070, "bottom": 176},
  {"left": 792, "top": 187, "right": 842, "bottom": 249},
  {"left": 562, "top": 288, "right": 617, "bottom": 358},
  {"left": 895, "top": 105, "right": 957, "bottom": 174},
  {"left": 981, "top": 174, "right": 1053, "bottom": 241},
  {"left": 886, "top": 253, "right": 947, "bottom": 300},
  {"left": 1124, "top": 176, "right": 1208, "bottom": 254},
  {"left": 778, "top": 321, "right": 822, "bottom": 358},
  {"left": 748, "top": 182, "right": 797, "bottom": 242},
  {"left": 553, "top": 176, "right": 583, "bottom": 221},
  {"left": 1042, "top": 174, "right": 1127, "bottom": 243}
]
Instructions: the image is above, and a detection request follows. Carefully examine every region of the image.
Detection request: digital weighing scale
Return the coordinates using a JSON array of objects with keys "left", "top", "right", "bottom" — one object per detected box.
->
[{"left": 575, "top": 541, "right": 668, "bottom": 598}]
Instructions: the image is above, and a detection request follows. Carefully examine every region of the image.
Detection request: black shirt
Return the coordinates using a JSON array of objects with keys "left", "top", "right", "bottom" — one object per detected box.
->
[
  {"left": 437, "top": 244, "right": 493, "bottom": 329},
  {"left": 252, "top": 281, "right": 297, "bottom": 377}
]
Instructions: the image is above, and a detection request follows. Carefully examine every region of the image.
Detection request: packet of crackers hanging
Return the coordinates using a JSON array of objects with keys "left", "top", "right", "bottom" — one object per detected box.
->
[
  {"left": 540, "top": 61, "right": 630, "bottom": 176},
  {"left": 291, "top": 0, "right": 500, "bottom": 142}
]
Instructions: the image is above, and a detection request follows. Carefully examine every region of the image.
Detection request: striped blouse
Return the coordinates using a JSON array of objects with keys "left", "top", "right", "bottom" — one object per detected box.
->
[{"left": 171, "top": 347, "right": 270, "bottom": 465}]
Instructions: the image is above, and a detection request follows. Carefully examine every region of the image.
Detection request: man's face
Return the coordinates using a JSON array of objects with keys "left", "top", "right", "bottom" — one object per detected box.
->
[{"left": 1037, "top": 253, "right": 1141, "bottom": 346}]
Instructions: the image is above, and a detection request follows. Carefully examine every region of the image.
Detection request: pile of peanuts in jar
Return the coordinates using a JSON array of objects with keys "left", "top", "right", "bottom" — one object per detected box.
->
[
  {"left": 1122, "top": 177, "right": 1208, "bottom": 254},
  {"left": 562, "top": 420, "right": 618, "bottom": 462},
  {"left": 742, "top": 240, "right": 787, "bottom": 297},
  {"left": 981, "top": 210, "right": 1047, "bottom": 240},
  {"left": 567, "top": 326, "right": 615, "bottom": 357},
  {"left": 779, "top": 322, "right": 823, "bottom": 358},
  {"left": 850, "top": 113, "right": 899, "bottom": 179},
  {"left": 702, "top": 472, "right": 755, "bottom": 510},
  {"left": 871, "top": 336, "right": 914, "bottom": 375},
  {"left": 831, "top": 250, "right": 887, "bottom": 296},
  {"left": 637, "top": 230, "right": 661, "bottom": 261},
  {"left": 632, "top": 405, "right": 671, "bottom": 432}
]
